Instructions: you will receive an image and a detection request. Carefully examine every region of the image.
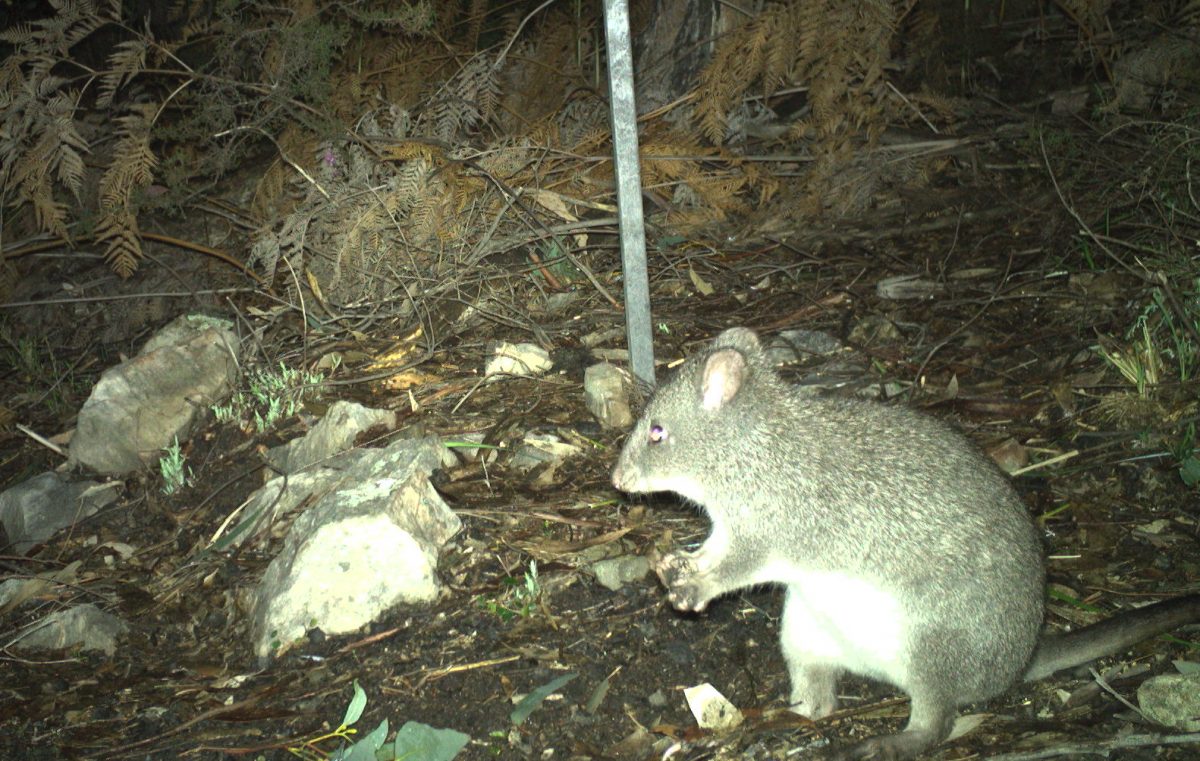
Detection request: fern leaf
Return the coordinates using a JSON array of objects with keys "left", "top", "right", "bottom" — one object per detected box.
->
[
  {"left": 64, "top": 6, "right": 106, "bottom": 48},
  {"left": 30, "top": 174, "right": 70, "bottom": 239},
  {"left": 0, "top": 24, "right": 36, "bottom": 46},
  {"left": 54, "top": 117, "right": 88, "bottom": 199},
  {"left": 95, "top": 106, "right": 155, "bottom": 276},
  {"left": 466, "top": 0, "right": 487, "bottom": 49},
  {"left": 100, "top": 106, "right": 157, "bottom": 210},
  {"left": 94, "top": 208, "right": 141, "bottom": 278},
  {"left": 12, "top": 130, "right": 57, "bottom": 188},
  {"left": 98, "top": 39, "right": 148, "bottom": 108},
  {"left": 0, "top": 54, "right": 24, "bottom": 94},
  {"left": 248, "top": 230, "right": 283, "bottom": 282},
  {"left": 35, "top": 71, "right": 68, "bottom": 97}
]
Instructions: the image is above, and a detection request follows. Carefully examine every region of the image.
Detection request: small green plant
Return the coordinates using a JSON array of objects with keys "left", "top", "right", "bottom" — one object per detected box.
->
[
  {"left": 288, "top": 680, "right": 468, "bottom": 761},
  {"left": 1096, "top": 279, "right": 1200, "bottom": 487},
  {"left": 538, "top": 240, "right": 583, "bottom": 285},
  {"left": 212, "top": 362, "right": 323, "bottom": 433},
  {"left": 478, "top": 561, "right": 542, "bottom": 621},
  {"left": 159, "top": 437, "right": 191, "bottom": 495},
  {"left": 1171, "top": 423, "right": 1200, "bottom": 488},
  {"left": 1139, "top": 281, "right": 1200, "bottom": 383},
  {"left": 1095, "top": 320, "right": 1162, "bottom": 398},
  {"left": 487, "top": 730, "right": 508, "bottom": 756}
]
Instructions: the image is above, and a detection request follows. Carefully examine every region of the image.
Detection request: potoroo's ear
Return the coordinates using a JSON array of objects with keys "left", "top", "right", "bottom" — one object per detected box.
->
[{"left": 701, "top": 348, "right": 747, "bottom": 411}]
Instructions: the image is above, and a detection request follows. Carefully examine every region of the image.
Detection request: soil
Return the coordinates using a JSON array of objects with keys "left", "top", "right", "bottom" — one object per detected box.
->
[{"left": 2, "top": 34, "right": 1199, "bottom": 761}]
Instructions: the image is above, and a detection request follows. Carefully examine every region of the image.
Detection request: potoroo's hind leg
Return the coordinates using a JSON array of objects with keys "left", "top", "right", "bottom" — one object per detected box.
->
[{"left": 830, "top": 681, "right": 956, "bottom": 761}]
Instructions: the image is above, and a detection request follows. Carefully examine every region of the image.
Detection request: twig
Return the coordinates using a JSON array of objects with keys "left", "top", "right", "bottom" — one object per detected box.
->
[
  {"left": 215, "top": 125, "right": 329, "bottom": 200},
  {"left": 0, "top": 288, "right": 255, "bottom": 309},
  {"left": 1010, "top": 449, "right": 1079, "bottom": 477},
  {"left": 15, "top": 424, "right": 65, "bottom": 457},
  {"left": 979, "top": 731, "right": 1200, "bottom": 760},
  {"left": 885, "top": 81, "right": 939, "bottom": 134},
  {"left": 1087, "top": 667, "right": 1142, "bottom": 716}
]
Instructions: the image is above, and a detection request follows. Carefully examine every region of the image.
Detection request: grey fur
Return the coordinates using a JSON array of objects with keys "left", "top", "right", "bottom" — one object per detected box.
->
[{"left": 612, "top": 327, "right": 1199, "bottom": 760}]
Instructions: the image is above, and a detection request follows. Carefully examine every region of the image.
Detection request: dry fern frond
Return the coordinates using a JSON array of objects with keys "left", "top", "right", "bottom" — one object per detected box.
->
[
  {"left": 465, "top": 0, "right": 488, "bottom": 50},
  {"left": 343, "top": 0, "right": 436, "bottom": 34},
  {"left": 250, "top": 206, "right": 313, "bottom": 284},
  {"left": 53, "top": 113, "right": 88, "bottom": 200},
  {"left": 380, "top": 140, "right": 442, "bottom": 163},
  {"left": 377, "top": 39, "right": 450, "bottom": 109},
  {"left": 96, "top": 105, "right": 157, "bottom": 277},
  {"left": 426, "top": 53, "right": 501, "bottom": 141},
  {"left": 1094, "top": 392, "right": 1169, "bottom": 430},
  {"left": 393, "top": 157, "right": 434, "bottom": 210},
  {"left": 98, "top": 39, "right": 148, "bottom": 108},
  {"left": 0, "top": 55, "right": 24, "bottom": 93},
  {"left": 0, "top": 24, "right": 37, "bottom": 46},
  {"left": 330, "top": 69, "right": 371, "bottom": 122},
  {"left": 100, "top": 107, "right": 156, "bottom": 209},
  {"left": 251, "top": 126, "right": 317, "bottom": 222},
  {"left": 478, "top": 142, "right": 535, "bottom": 181},
  {"left": 64, "top": 4, "right": 109, "bottom": 48},
  {"left": 695, "top": 4, "right": 786, "bottom": 142},
  {"left": 0, "top": 1, "right": 127, "bottom": 243},
  {"left": 641, "top": 140, "right": 709, "bottom": 183},
  {"left": 4, "top": 89, "right": 88, "bottom": 240},
  {"left": 94, "top": 207, "right": 141, "bottom": 278},
  {"left": 333, "top": 200, "right": 385, "bottom": 287},
  {"left": 571, "top": 129, "right": 611, "bottom": 157},
  {"left": 696, "top": 0, "right": 902, "bottom": 146},
  {"left": 4, "top": 0, "right": 113, "bottom": 56}
]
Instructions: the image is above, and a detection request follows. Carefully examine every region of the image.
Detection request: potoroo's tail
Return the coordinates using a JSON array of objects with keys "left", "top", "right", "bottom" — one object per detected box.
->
[{"left": 1023, "top": 594, "right": 1200, "bottom": 682}]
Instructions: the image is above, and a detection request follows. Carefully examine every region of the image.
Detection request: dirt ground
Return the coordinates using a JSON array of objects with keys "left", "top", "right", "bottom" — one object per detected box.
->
[
  {"left": 2, "top": 9, "right": 1200, "bottom": 756},
  {"left": 3, "top": 153, "right": 1199, "bottom": 761}
]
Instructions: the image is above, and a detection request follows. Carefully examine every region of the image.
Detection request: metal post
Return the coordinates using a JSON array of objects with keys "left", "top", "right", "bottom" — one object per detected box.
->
[{"left": 602, "top": 0, "right": 655, "bottom": 387}]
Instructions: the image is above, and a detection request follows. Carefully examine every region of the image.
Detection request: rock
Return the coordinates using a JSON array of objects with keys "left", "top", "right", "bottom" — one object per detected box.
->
[
  {"left": 590, "top": 555, "right": 650, "bottom": 591},
  {"left": 249, "top": 436, "right": 460, "bottom": 660},
  {"left": 509, "top": 432, "right": 582, "bottom": 471},
  {"left": 876, "top": 274, "right": 943, "bottom": 300},
  {"left": 265, "top": 401, "right": 397, "bottom": 474},
  {"left": 683, "top": 683, "right": 743, "bottom": 731},
  {"left": 0, "top": 472, "right": 120, "bottom": 553},
  {"left": 69, "top": 313, "right": 241, "bottom": 475},
  {"left": 0, "top": 563, "right": 80, "bottom": 609},
  {"left": 485, "top": 342, "right": 552, "bottom": 379},
  {"left": 763, "top": 330, "right": 843, "bottom": 364},
  {"left": 1138, "top": 672, "right": 1200, "bottom": 731},
  {"left": 14, "top": 604, "right": 127, "bottom": 656},
  {"left": 583, "top": 363, "right": 634, "bottom": 429}
]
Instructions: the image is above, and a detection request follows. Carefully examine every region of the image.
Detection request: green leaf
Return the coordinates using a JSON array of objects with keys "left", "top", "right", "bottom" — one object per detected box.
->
[
  {"left": 1179, "top": 455, "right": 1200, "bottom": 487},
  {"left": 391, "top": 721, "right": 470, "bottom": 761},
  {"left": 343, "top": 680, "right": 367, "bottom": 726},
  {"left": 334, "top": 719, "right": 388, "bottom": 761},
  {"left": 510, "top": 673, "right": 577, "bottom": 725}
]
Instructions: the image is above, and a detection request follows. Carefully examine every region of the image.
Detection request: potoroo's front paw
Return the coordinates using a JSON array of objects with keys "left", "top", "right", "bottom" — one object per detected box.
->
[{"left": 655, "top": 551, "right": 713, "bottom": 612}]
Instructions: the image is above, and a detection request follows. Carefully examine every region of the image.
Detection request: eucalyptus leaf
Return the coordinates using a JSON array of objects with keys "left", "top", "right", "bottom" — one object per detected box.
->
[
  {"left": 510, "top": 673, "right": 577, "bottom": 725},
  {"left": 343, "top": 680, "right": 367, "bottom": 726},
  {"left": 333, "top": 718, "right": 388, "bottom": 761},
  {"left": 391, "top": 720, "right": 470, "bottom": 761}
]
